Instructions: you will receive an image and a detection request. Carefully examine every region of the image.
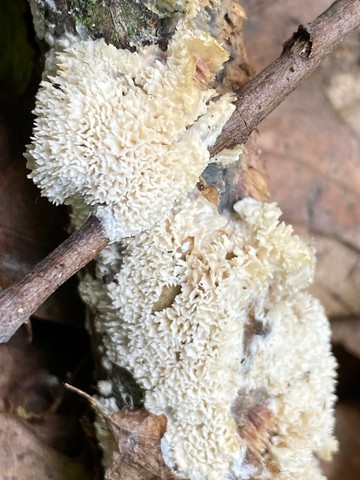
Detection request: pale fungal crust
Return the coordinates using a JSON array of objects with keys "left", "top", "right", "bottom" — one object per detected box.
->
[
  {"left": 93, "top": 389, "right": 119, "bottom": 469},
  {"left": 25, "top": 29, "right": 235, "bottom": 242},
  {"left": 79, "top": 196, "right": 337, "bottom": 480}
]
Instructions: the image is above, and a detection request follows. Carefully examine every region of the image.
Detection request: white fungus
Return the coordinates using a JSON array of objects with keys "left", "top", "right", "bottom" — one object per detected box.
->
[
  {"left": 25, "top": 29, "right": 235, "bottom": 241},
  {"left": 79, "top": 194, "right": 337, "bottom": 480}
]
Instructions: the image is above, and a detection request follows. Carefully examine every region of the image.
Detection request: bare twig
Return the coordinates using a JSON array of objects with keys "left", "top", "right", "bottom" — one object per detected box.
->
[
  {"left": 0, "top": 0, "right": 359, "bottom": 342},
  {"left": 64, "top": 382, "right": 101, "bottom": 409},
  {"left": 210, "top": 0, "right": 360, "bottom": 155},
  {"left": 0, "top": 215, "right": 109, "bottom": 342}
]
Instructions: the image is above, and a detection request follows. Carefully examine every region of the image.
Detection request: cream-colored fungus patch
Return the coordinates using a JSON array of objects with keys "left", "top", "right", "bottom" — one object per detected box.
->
[{"left": 80, "top": 196, "right": 337, "bottom": 480}]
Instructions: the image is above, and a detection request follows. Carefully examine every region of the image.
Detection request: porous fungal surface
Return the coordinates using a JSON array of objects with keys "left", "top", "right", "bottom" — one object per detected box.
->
[
  {"left": 25, "top": 28, "right": 235, "bottom": 241},
  {"left": 79, "top": 195, "right": 337, "bottom": 480}
]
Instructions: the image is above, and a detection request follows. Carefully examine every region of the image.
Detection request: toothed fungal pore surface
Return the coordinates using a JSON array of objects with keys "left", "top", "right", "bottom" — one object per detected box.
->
[
  {"left": 79, "top": 195, "right": 337, "bottom": 480},
  {"left": 25, "top": 30, "right": 235, "bottom": 241}
]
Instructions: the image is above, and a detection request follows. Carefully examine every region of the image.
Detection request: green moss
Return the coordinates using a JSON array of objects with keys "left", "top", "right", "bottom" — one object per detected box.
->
[
  {"left": 110, "top": 30, "right": 118, "bottom": 42},
  {"left": 142, "top": 0, "right": 187, "bottom": 17},
  {"left": 69, "top": 0, "right": 177, "bottom": 49},
  {"left": 69, "top": 0, "right": 97, "bottom": 30},
  {"left": 121, "top": 1, "right": 145, "bottom": 38}
]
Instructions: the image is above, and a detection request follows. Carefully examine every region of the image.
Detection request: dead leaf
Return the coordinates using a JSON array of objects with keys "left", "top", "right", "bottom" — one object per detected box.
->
[
  {"left": 321, "top": 402, "right": 360, "bottom": 480},
  {"left": 332, "top": 316, "right": 360, "bottom": 360},
  {"left": 322, "top": 31, "right": 360, "bottom": 137},
  {"left": 105, "top": 409, "right": 181, "bottom": 480},
  {"left": 0, "top": 414, "right": 90, "bottom": 480},
  {"left": 0, "top": 327, "right": 95, "bottom": 478}
]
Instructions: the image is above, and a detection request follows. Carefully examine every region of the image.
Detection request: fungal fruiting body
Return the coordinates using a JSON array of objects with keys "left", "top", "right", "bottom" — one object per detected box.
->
[
  {"left": 25, "top": 29, "right": 235, "bottom": 242},
  {"left": 79, "top": 194, "right": 337, "bottom": 480}
]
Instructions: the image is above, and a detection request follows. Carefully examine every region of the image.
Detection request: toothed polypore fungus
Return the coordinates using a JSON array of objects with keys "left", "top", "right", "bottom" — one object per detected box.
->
[
  {"left": 25, "top": 30, "right": 235, "bottom": 241},
  {"left": 79, "top": 195, "right": 337, "bottom": 480}
]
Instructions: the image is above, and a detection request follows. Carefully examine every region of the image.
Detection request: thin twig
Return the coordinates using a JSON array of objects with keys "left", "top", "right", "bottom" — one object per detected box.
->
[
  {"left": 64, "top": 382, "right": 100, "bottom": 409},
  {"left": 0, "top": 0, "right": 359, "bottom": 342},
  {"left": 210, "top": 0, "right": 360, "bottom": 155},
  {"left": 0, "top": 215, "right": 109, "bottom": 342}
]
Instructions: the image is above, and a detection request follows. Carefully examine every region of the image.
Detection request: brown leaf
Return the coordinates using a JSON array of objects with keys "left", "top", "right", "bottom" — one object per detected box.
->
[
  {"left": 332, "top": 316, "right": 360, "bottom": 359},
  {"left": 0, "top": 328, "right": 94, "bottom": 478},
  {"left": 322, "top": 31, "right": 360, "bottom": 137},
  {"left": 321, "top": 402, "right": 360, "bottom": 480},
  {"left": 0, "top": 414, "right": 90, "bottom": 480},
  {"left": 106, "top": 409, "right": 181, "bottom": 480}
]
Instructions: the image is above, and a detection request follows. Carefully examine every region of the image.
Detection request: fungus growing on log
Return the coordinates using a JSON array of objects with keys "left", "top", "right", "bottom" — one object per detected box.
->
[
  {"left": 79, "top": 193, "right": 337, "bottom": 480},
  {"left": 16, "top": 2, "right": 339, "bottom": 478},
  {"left": 25, "top": 29, "right": 235, "bottom": 241}
]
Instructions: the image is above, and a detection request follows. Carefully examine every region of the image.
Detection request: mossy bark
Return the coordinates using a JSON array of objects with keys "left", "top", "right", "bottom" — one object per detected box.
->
[{"left": 28, "top": 0, "right": 184, "bottom": 52}]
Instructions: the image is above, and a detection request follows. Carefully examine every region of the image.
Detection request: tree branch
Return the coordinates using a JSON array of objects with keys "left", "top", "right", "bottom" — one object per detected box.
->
[
  {"left": 210, "top": 0, "right": 360, "bottom": 155},
  {"left": 0, "top": 215, "right": 108, "bottom": 342},
  {"left": 0, "top": 0, "right": 359, "bottom": 342}
]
